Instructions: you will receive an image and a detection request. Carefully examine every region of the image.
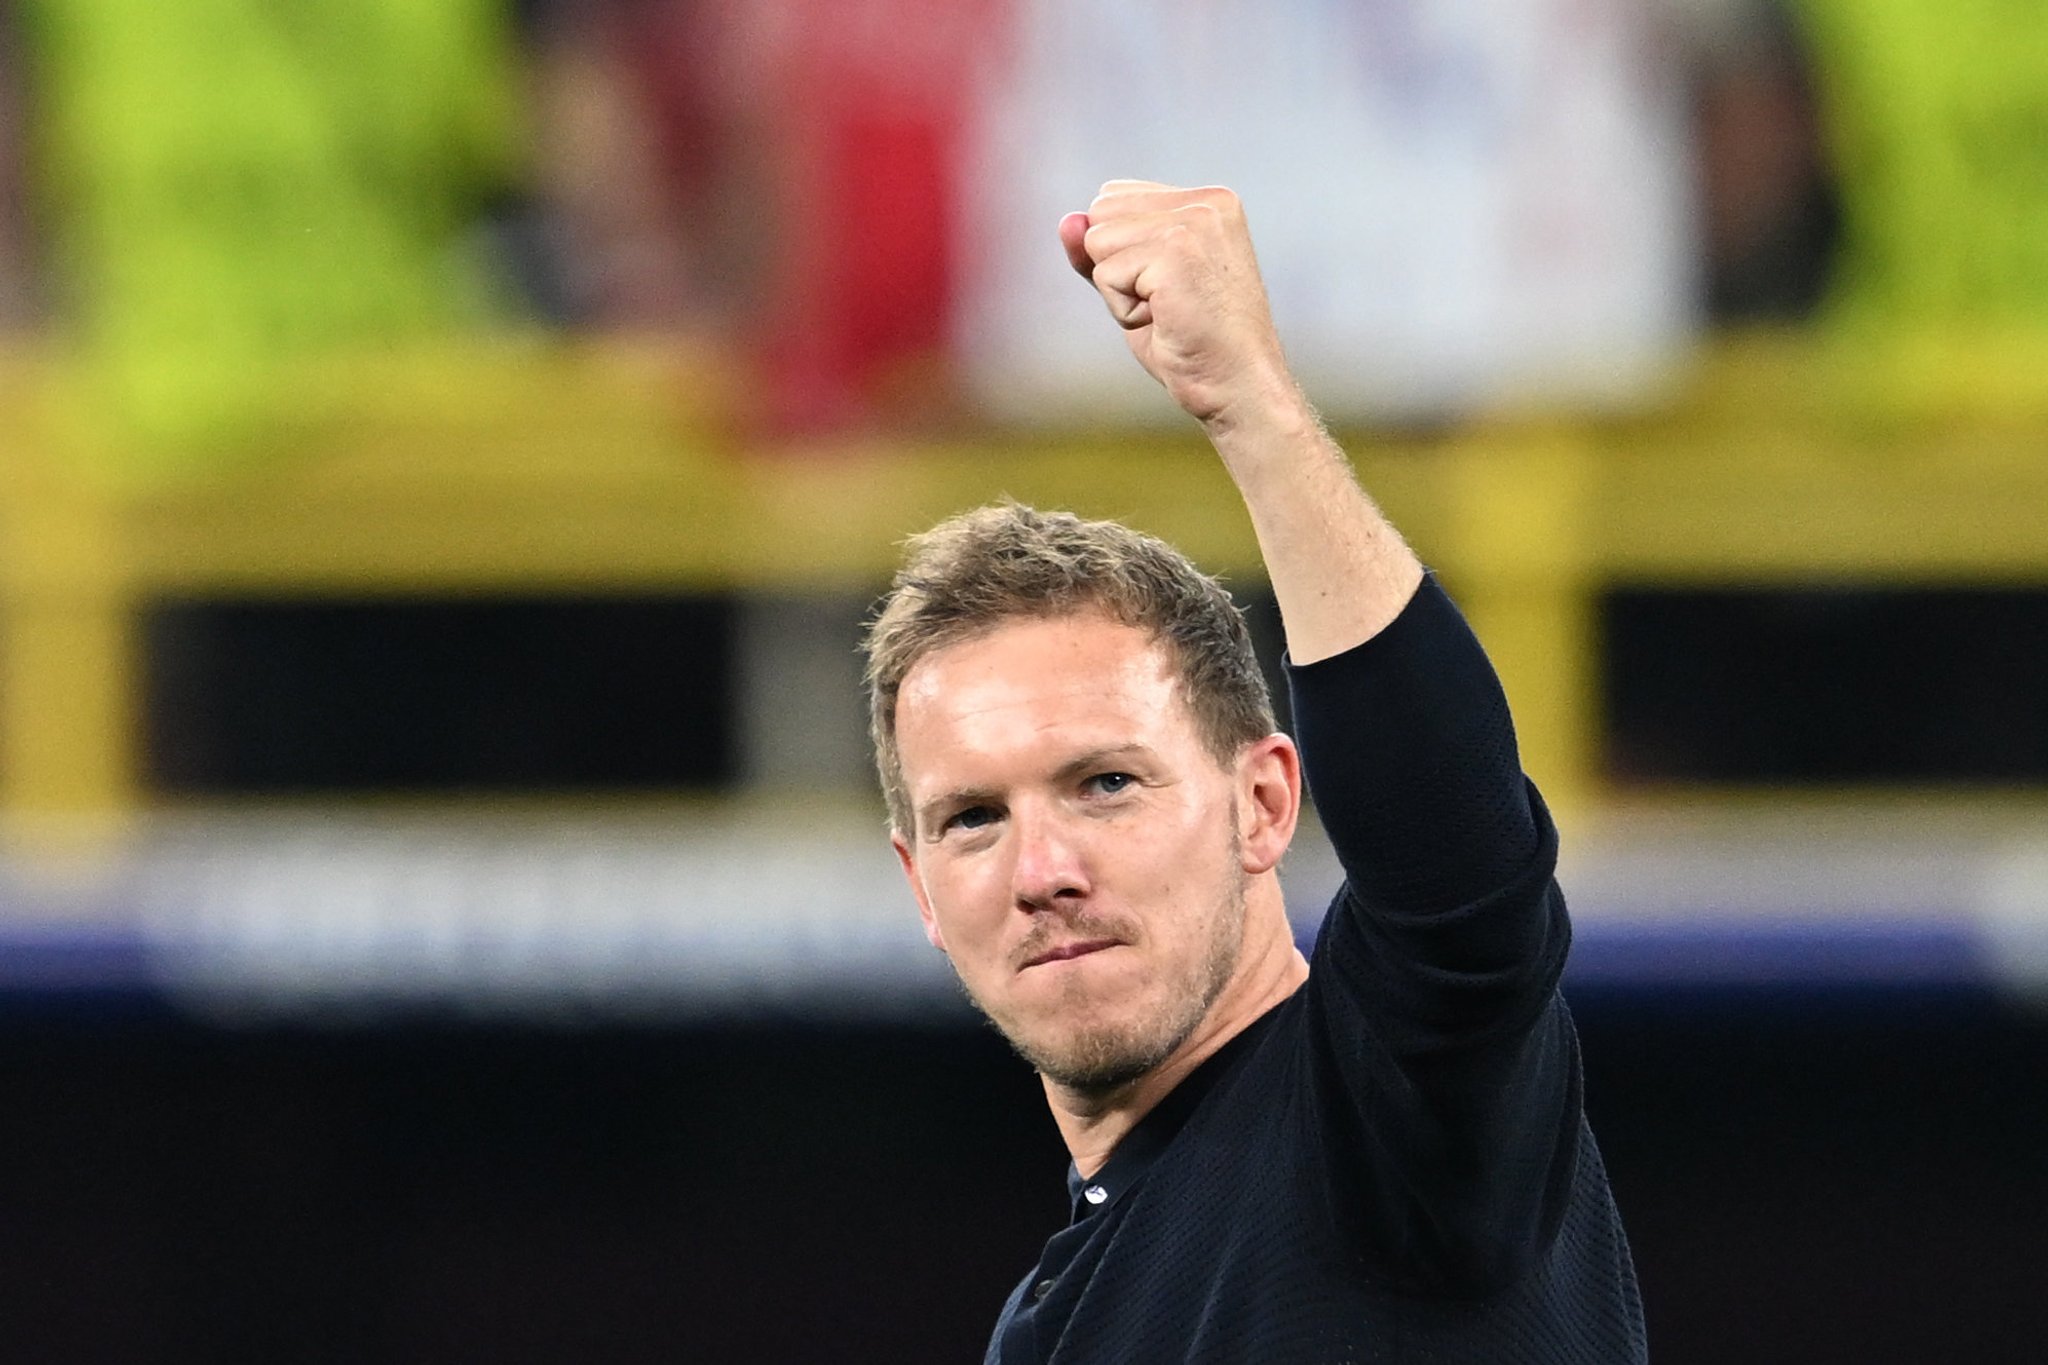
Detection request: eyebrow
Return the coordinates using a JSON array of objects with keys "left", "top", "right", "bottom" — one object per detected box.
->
[
  {"left": 915, "top": 744, "right": 1156, "bottom": 837},
  {"left": 1051, "top": 744, "right": 1154, "bottom": 784}
]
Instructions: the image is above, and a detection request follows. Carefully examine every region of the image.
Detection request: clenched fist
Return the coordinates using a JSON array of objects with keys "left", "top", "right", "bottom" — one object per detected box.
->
[{"left": 1059, "top": 181, "right": 1304, "bottom": 434}]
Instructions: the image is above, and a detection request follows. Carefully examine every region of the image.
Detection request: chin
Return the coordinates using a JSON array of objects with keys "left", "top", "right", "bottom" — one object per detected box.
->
[{"left": 1015, "top": 1010, "right": 1194, "bottom": 1095}]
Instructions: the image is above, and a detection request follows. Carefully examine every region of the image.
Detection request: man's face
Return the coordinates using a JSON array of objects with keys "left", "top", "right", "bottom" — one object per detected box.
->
[{"left": 891, "top": 611, "right": 1253, "bottom": 1093}]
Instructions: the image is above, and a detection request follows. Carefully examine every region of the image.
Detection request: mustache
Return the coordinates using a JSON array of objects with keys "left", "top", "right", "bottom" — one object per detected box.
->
[{"left": 1010, "top": 912, "right": 1139, "bottom": 970}]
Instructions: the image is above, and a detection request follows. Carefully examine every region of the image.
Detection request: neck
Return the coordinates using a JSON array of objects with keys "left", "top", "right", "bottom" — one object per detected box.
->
[{"left": 1044, "top": 880, "right": 1308, "bottom": 1177}]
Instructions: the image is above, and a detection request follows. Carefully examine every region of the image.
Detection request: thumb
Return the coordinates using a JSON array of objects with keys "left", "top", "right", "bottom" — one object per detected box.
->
[{"left": 1058, "top": 212, "right": 1093, "bottom": 280}]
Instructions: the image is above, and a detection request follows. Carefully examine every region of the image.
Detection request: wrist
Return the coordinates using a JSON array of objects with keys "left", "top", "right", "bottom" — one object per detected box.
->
[{"left": 1200, "top": 366, "right": 1322, "bottom": 465}]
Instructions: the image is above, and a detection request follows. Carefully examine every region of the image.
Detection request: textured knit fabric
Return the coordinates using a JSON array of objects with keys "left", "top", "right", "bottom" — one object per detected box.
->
[{"left": 985, "top": 576, "right": 1646, "bottom": 1364}]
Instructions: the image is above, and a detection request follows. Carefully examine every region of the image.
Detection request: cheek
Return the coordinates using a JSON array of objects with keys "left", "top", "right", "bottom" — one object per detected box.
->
[
  {"left": 921, "top": 857, "right": 1009, "bottom": 950},
  {"left": 1128, "top": 795, "right": 1231, "bottom": 877},
  {"left": 1155, "top": 809, "right": 1244, "bottom": 934}
]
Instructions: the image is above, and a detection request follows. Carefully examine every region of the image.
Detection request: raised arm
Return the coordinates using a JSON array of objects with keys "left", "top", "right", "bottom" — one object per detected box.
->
[
  {"left": 1066, "top": 183, "right": 1577, "bottom": 1292},
  {"left": 1060, "top": 181, "right": 1424, "bottom": 663},
  {"left": 1064, "top": 178, "right": 1546, "bottom": 905}
]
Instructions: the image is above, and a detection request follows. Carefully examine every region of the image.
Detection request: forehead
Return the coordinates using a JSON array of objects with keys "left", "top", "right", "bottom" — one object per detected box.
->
[{"left": 894, "top": 612, "right": 1196, "bottom": 770}]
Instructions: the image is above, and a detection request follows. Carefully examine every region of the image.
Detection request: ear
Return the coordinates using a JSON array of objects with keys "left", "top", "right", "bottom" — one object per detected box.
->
[
  {"left": 892, "top": 829, "right": 948, "bottom": 952},
  {"left": 1235, "top": 733, "right": 1301, "bottom": 876}
]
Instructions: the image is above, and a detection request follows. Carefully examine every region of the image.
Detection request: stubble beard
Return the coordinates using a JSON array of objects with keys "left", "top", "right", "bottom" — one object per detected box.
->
[{"left": 966, "top": 848, "right": 1251, "bottom": 1098}]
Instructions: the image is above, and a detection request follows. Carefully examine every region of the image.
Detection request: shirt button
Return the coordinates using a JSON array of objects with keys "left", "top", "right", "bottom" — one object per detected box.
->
[
  {"left": 1083, "top": 1184, "right": 1108, "bottom": 1205},
  {"left": 1033, "top": 1278, "right": 1057, "bottom": 1302}
]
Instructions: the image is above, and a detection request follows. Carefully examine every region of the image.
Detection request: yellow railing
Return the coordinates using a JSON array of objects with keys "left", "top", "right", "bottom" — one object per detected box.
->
[{"left": 4, "top": 332, "right": 2047, "bottom": 822}]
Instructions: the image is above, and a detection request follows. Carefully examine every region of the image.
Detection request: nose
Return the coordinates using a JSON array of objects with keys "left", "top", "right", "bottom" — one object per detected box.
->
[{"left": 1008, "top": 802, "right": 1091, "bottom": 911}]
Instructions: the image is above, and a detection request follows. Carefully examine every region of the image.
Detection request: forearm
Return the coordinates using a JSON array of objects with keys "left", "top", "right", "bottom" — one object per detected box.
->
[{"left": 1202, "top": 381, "right": 1424, "bottom": 666}]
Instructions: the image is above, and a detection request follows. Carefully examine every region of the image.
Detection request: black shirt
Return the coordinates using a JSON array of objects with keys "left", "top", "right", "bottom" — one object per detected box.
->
[{"left": 986, "top": 577, "right": 1646, "bottom": 1364}]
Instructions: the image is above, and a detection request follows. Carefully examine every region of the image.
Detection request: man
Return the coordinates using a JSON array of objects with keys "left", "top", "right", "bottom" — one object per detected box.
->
[{"left": 864, "top": 182, "right": 1645, "bottom": 1363}]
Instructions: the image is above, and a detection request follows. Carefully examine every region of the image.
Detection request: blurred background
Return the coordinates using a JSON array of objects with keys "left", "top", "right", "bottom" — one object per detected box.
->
[{"left": 1, "top": 0, "right": 2045, "bottom": 1360}]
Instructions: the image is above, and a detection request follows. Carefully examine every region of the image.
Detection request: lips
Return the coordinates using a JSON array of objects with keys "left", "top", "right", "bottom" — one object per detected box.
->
[{"left": 1021, "top": 939, "right": 1121, "bottom": 970}]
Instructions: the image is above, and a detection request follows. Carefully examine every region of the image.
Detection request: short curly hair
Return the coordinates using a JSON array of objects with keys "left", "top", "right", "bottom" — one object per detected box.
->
[{"left": 863, "top": 502, "right": 1276, "bottom": 835}]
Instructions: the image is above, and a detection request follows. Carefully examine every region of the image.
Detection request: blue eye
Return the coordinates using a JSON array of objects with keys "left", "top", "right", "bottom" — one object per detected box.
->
[
  {"left": 1089, "top": 772, "right": 1135, "bottom": 795},
  {"left": 946, "top": 806, "right": 997, "bottom": 832}
]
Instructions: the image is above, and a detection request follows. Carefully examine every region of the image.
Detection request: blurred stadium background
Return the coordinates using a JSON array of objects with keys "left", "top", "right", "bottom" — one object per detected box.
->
[{"left": 1, "top": 0, "right": 2045, "bottom": 1360}]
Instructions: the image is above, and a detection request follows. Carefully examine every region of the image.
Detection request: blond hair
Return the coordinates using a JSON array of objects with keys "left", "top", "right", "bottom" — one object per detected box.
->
[{"left": 863, "top": 502, "right": 1275, "bottom": 834}]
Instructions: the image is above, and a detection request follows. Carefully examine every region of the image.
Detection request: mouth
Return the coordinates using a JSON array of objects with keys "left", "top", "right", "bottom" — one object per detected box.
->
[{"left": 1020, "top": 939, "right": 1122, "bottom": 971}]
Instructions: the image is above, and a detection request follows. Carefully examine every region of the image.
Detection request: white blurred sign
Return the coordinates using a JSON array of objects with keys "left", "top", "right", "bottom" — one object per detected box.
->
[{"left": 952, "top": 0, "right": 1698, "bottom": 423}]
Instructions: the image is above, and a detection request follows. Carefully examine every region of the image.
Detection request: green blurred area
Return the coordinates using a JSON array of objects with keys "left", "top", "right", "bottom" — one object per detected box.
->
[
  {"left": 16, "top": 0, "right": 525, "bottom": 476},
  {"left": 1796, "top": 0, "right": 2048, "bottom": 328}
]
